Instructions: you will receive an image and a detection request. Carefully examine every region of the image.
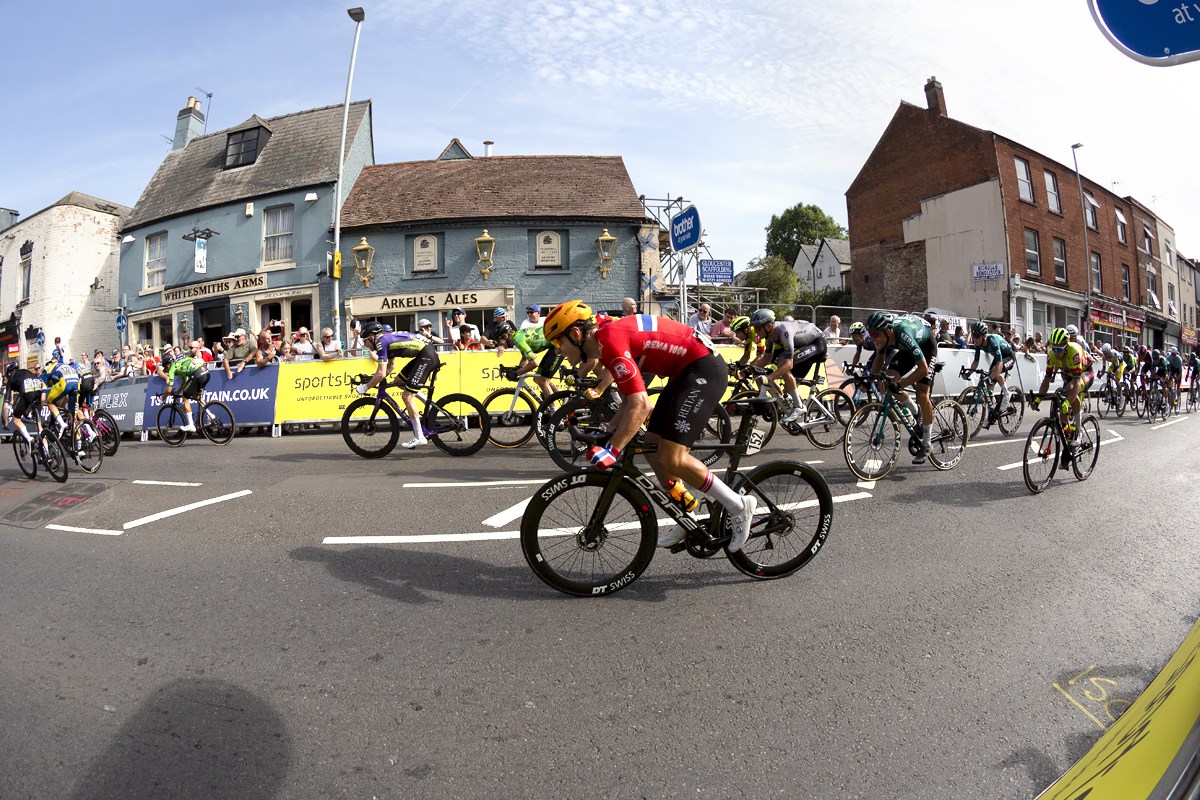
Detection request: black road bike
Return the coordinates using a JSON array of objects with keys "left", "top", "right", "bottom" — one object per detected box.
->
[
  {"left": 520, "top": 397, "right": 833, "bottom": 597},
  {"left": 1022, "top": 388, "right": 1101, "bottom": 493}
]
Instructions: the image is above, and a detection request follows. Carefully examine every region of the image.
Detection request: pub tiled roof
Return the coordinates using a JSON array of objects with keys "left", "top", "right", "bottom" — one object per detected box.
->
[
  {"left": 122, "top": 101, "right": 370, "bottom": 231},
  {"left": 340, "top": 154, "right": 648, "bottom": 228}
]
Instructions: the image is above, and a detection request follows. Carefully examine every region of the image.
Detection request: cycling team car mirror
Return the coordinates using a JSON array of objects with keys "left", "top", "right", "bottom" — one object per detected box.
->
[{"left": 1089, "top": 0, "right": 1200, "bottom": 66}]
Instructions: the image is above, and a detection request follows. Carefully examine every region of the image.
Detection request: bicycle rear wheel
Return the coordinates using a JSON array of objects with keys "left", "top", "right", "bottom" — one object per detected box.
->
[
  {"left": 520, "top": 471, "right": 658, "bottom": 597},
  {"left": 199, "top": 401, "right": 236, "bottom": 445},
  {"left": 428, "top": 393, "right": 489, "bottom": 456},
  {"left": 1071, "top": 414, "right": 1100, "bottom": 481},
  {"left": 997, "top": 388, "right": 1025, "bottom": 436},
  {"left": 805, "top": 388, "right": 853, "bottom": 449},
  {"left": 39, "top": 431, "right": 68, "bottom": 483},
  {"left": 482, "top": 388, "right": 537, "bottom": 448},
  {"left": 725, "top": 461, "right": 833, "bottom": 579},
  {"left": 13, "top": 433, "right": 36, "bottom": 478},
  {"left": 843, "top": 402, "right": 900, "bottom": 481},
  {"left": 957, "top": 386, "right": 987, "bottom": 440},
  {"left": 72, "top": 420, "right": 104, "bottom": 474},
  {"left": 691, "top": 402, "right": 732, "bottom": 468},
  {"left": 93, "top": 408, "right": 120, "bottom": 456},
  {"left": 155, "top": 404, "right": 189, "bottom": 447},
  {"left": 341, "top": 396, "right": 400, "bottom": 458},
  {"left": 1022, "top": 418, "right": 1059, "bottom": 494}
]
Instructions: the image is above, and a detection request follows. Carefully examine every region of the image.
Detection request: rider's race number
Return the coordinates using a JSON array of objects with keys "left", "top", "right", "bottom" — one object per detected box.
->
[{"left": 747, "top": 427, "right": 765, "bottom": 455}]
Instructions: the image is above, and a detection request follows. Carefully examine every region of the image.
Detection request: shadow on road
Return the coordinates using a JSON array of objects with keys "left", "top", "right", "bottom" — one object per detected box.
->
[
  {"left": 68, "top": 678, "right": 290, "bottom": 800},
  {"left": 291, "top": 545, "right": 744, "bottom": 604},
  {"left": 886, "top": 480, "right": 1027, "bottom": 506}
]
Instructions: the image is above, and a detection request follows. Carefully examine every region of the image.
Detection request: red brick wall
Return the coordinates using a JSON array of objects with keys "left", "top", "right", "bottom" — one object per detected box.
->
[{"left": 846, "top": 102, "right": 996, "bottom": 310}]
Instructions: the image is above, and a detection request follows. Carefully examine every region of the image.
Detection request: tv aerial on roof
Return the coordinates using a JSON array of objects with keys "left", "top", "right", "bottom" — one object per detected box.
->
[{"left": 195, "top": 87, "right": 213, "bottom": 135}]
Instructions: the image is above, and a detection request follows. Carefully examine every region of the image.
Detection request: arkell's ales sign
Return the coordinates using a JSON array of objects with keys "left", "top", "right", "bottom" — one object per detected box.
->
[{"left": 162, "top": 274, "right": 267, "bottom": 304}]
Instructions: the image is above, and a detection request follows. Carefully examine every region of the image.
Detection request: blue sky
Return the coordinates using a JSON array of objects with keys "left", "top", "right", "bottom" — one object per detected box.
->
[{"left": 4, "top": 0, "right": 1199, "bottom": 276}]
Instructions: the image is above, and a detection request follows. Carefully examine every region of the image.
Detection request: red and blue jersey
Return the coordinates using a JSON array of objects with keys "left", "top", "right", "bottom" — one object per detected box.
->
[{"left": 594, "top": 315, "right": 713, "bottom": 396}]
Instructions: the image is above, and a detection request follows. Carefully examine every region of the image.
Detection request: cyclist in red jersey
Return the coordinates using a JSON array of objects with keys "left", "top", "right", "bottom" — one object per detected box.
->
[{"left": 543, "top": 301, "right": 757, "bottom": 552}]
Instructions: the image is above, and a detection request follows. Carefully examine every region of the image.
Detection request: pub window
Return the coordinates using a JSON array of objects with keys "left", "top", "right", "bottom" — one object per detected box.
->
[
  {"left": 1024, "top": 228, "right": 1040, "bottom": 275},
  {"left": 261, "top": 302, "right": 283, "bottom": 335},
  {"left": 263, "top": 206, "right": 294, "bottom": 263},
  {"left": 138, "top": 321, "right": 153, "bottom": 347},
  {"left": 1053, "top": 237, "right": 1066, "bottom": 282},
  {"left": 158, "top": 317, "right": 174, "bottom": 349},
  {"left": 290, "top": 298, "right": 312, "bottom": 331},
  {"left": 225, "top": 127, "right": 266, "bottom": 168},
  {"left": 146, "top": 232, "right": 167, "bottom": 288}
]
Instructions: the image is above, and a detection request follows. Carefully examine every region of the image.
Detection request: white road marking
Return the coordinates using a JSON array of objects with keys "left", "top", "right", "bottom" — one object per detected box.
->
[
  {"left": 1151, "top": 417, "right": 1188, "bottom": 430},
  {"left": 998, "top": 435, "right": 1124, "bottom": 471},
  {"left": 132, "top": 480, "right": 202, "bottom": 487},
  {"left": 402, "top": 479, "right": 551, "bottom": 488},
  {"left": 857, "top": 480, "right": 875, "bottom": 489},
  {"left": 482, "top": 497, "right": 532, "bottom": 528},
  {"left": 326, "top": 491, "right": 872, "bottom": 545},
  {"left": 967, "top": 437, "right": 1022, "bottom": 448},
  {"left": 45, "top": 524, "right": 122, "bottom": 536},
  {"left": 123, "top": 490, "right": 253, "bottom": 530}
]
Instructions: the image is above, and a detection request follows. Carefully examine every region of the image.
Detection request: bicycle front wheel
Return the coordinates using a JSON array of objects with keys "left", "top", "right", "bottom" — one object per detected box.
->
[
  {"left": 200, "top": 401, "right": 236, "bottom": 445},
  {"left": 520, "top": 471, "right": 658, "bottom": 597},
  {"left": 341, "top": 396, "right": 400, "bottom": 458},
  {"left": 726, "top": 461, "right": 833, "bottom": 579},
  {"left": 93, "top": 408, "right": 120, "bottom": 456},
  {"left": 805, "top": 388, "right": 854, "bottom": 449},
  {"left": 1022, "top": 418, "right": 1059, "bottom": 494},
  {"left": 547, "top": 399, "right": 594, "bottom": 472},
  {"left": 927, "top": 399, "right": 968, "bottom": 470},
  {"left": 957, "top": 386, "right": 986, "bottom": 440},
  {"left": 534, "top": 390, "right": 573, "bottom": 451},
  {"left": 156, "top": 404, "right": 189, "bottom": 447},
  {"left": 72, "top": 420, "right": 104, "bottom": 474},
  {"left": 39, "top": 431, "right": 68, "bottom": 483},
  {"left": 482, "top": 388, "right": 537, "bottom": 448},
  {"left": 997, "top": 388, "right": 1025, "bottom": 437},
  {"left": 843, "top": 402, "right": 900, "bottom": 481},
  {"left": 428, "top": 393, "right": 489, "bottom": 456},
  {"left": 1071, "top": 414, "right": 1100, "bottom": 481},
  {"left": 13, "top": 433, "right": 36, "bottom": 478}
]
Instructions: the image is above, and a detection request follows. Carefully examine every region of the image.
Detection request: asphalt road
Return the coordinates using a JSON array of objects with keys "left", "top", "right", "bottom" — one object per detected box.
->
[{"left": 0, "top": 409, "right": 1197, "bottom": 799}]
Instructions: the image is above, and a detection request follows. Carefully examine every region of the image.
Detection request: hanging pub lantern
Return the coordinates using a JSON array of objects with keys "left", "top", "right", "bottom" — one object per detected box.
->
[
  {"left": 595, "top": 229, "right": 617, "bottom": 279},
  {"left": 475, "top": 229, "right": 496, "bottom": 281},
  {"left": 352, "top": 237, "right": 375, "bottom": 288}
]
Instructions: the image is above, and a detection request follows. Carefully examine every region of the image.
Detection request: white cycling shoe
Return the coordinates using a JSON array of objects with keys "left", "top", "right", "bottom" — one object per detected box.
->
[
  {"left": 727, "top": 494, "right": 758, "bottom": 552},
  {"left": 180, "top": 423, "right": 196, "bottom": 433},
  {"left": 401, "top": 435, "right": 428, "bottom": 449},
  {"left": 658, "top": 511, "right": 698, "bottom": 548},
  {"left": 781, "top": 407, "right": 802, "bottom": 424}
]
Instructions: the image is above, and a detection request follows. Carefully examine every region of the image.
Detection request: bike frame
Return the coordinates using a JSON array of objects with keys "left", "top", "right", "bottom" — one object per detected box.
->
[{"left": 362, "top": 367, "right": 456, "bottom": 436}]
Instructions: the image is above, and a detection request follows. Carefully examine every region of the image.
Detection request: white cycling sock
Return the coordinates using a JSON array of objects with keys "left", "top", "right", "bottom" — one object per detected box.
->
[
  {"left": 1001, "top": 387, "right": 1011, "bottom": 405},
  {"left": 902, "top": 395, "right": 918, "bottom": 417},
  {"left": 698, "top": 470, "right": 745, "bottom": 514},
  {"left": 54, "top": 414, "right": 67, "bottom": 429},
  {"left": 20, "top": 428, "right": 32, "bottom": 443},
  {"left": 788, "top": 388, "right": 802, "bottom": 408}
]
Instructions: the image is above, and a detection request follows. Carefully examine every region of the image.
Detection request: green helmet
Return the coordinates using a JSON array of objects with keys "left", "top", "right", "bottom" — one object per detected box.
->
[
  {"left": 970, "top": 321, "right": 988, "bottom": 337},
  {"left": 748, "top": 309, "right": 775, "bottom": 327},
  {"left": 730, "top": 315, "right": 750, "bottom": 332},
  {"left": 1048, "top": 328, "right": 1069, "bottom": 346},
  {"left": 865, "top": 311, "right": 894, "bottom": 332}
]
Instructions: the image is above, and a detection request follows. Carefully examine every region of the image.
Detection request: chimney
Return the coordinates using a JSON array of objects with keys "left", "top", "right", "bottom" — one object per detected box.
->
[
  {"left": 924, "top": 76, "right": 946, "bottom": 117},
  {"left": 483, "top": 140, "right": 494, "bottom": 157},
  {"left": 0, "top": 208, "right": 18, "bottom": 232},
  {"left": 172, "top": 95, "right": 206, "bottom": 151}
]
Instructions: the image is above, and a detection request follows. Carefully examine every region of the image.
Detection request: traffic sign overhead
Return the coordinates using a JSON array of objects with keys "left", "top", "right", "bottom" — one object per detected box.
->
[
  {"left": 1090, "top": 0, "right": 1200, "bottom": 65},
  {"left": 668, "top": 205, "right": 703, "bottom": 253}
]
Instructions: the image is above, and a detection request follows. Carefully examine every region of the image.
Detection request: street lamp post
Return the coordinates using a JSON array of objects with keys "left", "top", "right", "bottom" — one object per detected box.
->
[
  {"left": 333, "top": 7, "right": 365, "bottom": 347},
  {"left": 1072, "top": 143, "right": 1092, "bottom": 338}
]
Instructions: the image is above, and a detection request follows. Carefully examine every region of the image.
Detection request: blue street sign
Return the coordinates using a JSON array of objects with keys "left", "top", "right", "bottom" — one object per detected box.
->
[
  {"left": 698, "top": 260, "right": 734, "bottom": 283},
  {"left": 36, "top": 331, "right": 45, "bottom": 349},
  {"left": 116, "top": 314, "right": 127, "bottom": 332},
  {"left": 1091, "top": 0, "right": 1200, "bottom": 65},
  {"left": 668, "top": 205, "right": 703, "bottom": 253}
]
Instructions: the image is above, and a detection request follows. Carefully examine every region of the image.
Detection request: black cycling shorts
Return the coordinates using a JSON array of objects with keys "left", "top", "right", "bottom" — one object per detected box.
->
[
  {"left": 789, "top": 338, "right": 827, "bottom": 384},
  {"left": 999, "top": 354, "right": 1016, "bottom": 373},
  {"left": 179, "top": 370, "right": 210, "bottom": 399},
  {"left": 399, "top": 345, "right": 439, "bottom": 391},
  {"left": 12, "top": 393, "right": 38, "bottom": 420},
  {"left": 646, "top": 353, "right": 729, "bottom": 449},
  {"left": 886, "top": 338, "right": 938, "bottom": 387},
  {"left": 536, "top": 348, "right": 564, "bottom": 379}
]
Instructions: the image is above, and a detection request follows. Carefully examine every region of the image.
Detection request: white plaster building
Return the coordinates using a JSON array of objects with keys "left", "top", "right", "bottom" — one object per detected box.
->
[
  {"left": 0, "top": 192, "right": 129, "bottom": 369},
  {"left": 793, "top": 243, "right": 818, "bottom": 290},
  {"left": 810, "top": 238, "right": 851, "bottom": 292},
  {"left": 1153, "top": 217, "right": 1182, "bottom": 350}
]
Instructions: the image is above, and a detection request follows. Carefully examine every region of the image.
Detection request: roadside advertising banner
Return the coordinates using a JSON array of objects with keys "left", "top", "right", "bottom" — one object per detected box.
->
[
  {"left": 144, "top": 366, "right": 279, "bottom": 428},
  {"left": 94, "top": 376, "right": 150, "bottom": 432},
  {"left": 273, "top": 358, "right": 379, "bottom": 423}
]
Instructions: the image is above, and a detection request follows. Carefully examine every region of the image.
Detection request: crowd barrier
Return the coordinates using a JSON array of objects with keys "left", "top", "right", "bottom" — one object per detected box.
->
[{"left": 88, "top": 345, "right": 1190, "bottom": 436}]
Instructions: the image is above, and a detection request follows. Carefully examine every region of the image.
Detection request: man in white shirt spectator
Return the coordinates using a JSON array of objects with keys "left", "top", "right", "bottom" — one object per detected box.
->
[
  {"left": 292, "top": 327, "right": 316, "bottom": 360},
  {"left": 520, "top": 304, "right": 542, "bottom": 330},
  {"left": 447, "top": 307, "right": 480, "bottom": 343},
  {"left": 823, "top": 315, "right": 842, "bottom": 341},
  {"left": 687, "top": 303, "right": 713, "bottom": 335}
]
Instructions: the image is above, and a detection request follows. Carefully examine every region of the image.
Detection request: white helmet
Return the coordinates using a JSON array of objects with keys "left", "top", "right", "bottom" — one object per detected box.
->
[
  {"left": 1066, "top": 324, "right": 1079, "bottom": 336},
  {"left": 1100, "top": 343, "right": 1111, "bottom": 354}
]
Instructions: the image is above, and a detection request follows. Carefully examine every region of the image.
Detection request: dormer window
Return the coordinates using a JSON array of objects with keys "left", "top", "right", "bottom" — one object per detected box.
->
[{"left": 225, "top": 127, "right": 264, "bottom": 168}]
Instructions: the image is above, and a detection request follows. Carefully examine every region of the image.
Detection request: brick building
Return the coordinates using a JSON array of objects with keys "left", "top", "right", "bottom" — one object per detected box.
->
[
  {"left": 846, "top": 77, "right": 1172, "bottom": 350},
  {"left": 0, "top": 192, "right": 129, "bottom": 369}
]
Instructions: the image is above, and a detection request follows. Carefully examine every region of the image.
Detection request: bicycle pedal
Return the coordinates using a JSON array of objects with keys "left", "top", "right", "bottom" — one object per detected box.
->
[{"left": 668, "top": 542, "right": 689, "bottom": 554}]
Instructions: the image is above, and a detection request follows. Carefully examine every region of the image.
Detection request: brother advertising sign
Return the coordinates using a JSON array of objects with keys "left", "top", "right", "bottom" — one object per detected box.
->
[{"left": 669, "top": 205, "right": 703, "bottom": 253}]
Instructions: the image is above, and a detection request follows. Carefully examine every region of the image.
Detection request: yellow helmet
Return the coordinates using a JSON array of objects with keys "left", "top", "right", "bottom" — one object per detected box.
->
[{"left": 543, "top": 301, "right": 593, "bottom": 346}]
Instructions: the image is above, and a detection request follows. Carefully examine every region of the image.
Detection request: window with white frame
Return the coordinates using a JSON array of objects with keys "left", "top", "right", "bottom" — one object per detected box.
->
[
  {"left": 1044, "top": 170, "right": 1060, "bottom": 213},
  {"left": 146, "top": 232, "right": 166, "bottom": 288},
  {"left": 263, "top": 206, "right": 294, "bottom": 264},
  {"left": 1015, "top": 157, "right": 1034, "bottom": 202},
  {"left": 1084, "top": 191, "right": 1098, "bottom": 229},
  {"left": 1115, "top": 208, "right": 1127, "bottom": 244},
  {"left": 1165, "top": 243, "right": 1173, "bottom": 269},
  {"left": 20, "top": 256, "right": 31, "bottom": 301},
  {"left": 1025, "top": 228, "right": 1040, "bottom": 274},
  {"left": 1053, "top": 237, "right": 1066, "bottom": 282},
  {"left": 1142, "top": 226, "right": 1153, "bottom": 253},
  {"left": 1090, "top": 252, "right": 1102, "bottom": 294},
  {"left": 1122, "top": 264, "right": 1130, "bottom": 301}
]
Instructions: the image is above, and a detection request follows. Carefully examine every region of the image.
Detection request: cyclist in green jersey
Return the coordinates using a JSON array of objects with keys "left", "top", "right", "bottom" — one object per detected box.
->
[
  {"left": 865, "top": 311, "right": 937, "bottom": 463},
  {"left": 967, "top": 321, "right": 1016, "bottom": 425},
  {"left": 496, "top": 325, "right": 564, "bottom": 400},
  {"left": 157, "top": 340, "right": 210, "bottom": 433}
]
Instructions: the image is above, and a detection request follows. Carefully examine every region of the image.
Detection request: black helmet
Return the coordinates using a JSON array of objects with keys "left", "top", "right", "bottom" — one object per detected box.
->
[
  {"left": 4, "top": 362, "right": 17, "bottom": 377},
  {"left": 160, "top": 350, "right": 175, "bottom": 368},
  {"left": 360, "top": 320, "right": 384, "bottom": 338},
  {"left": 865, "top": 311, "right": 894, "bottom": 332}
]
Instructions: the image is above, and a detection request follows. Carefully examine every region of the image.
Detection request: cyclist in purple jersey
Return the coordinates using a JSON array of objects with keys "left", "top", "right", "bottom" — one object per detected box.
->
[{"left": 355, "top": 322, "right": 440, "bottom": 449}]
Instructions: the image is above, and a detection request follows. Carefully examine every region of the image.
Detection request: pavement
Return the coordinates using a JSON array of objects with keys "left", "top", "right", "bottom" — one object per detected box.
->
[{"left": 0, "top": 410, "right": 1197, "bottom": 799}]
